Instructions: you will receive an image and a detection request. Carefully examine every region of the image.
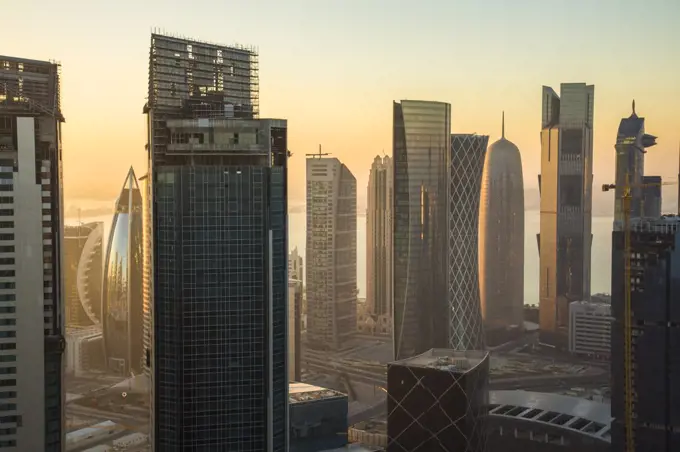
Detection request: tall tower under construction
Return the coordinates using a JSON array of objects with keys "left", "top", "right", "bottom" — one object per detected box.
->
[{"left": 145, "top": 33, "right": 288, "bottom": 451}]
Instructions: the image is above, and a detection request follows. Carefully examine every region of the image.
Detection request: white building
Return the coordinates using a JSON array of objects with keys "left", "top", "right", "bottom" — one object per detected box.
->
[
  {"left": 65, "top": 326, "right": 102, "bottom": 377},
  {"left": 366, "top": 155, "right": 392, "bottom": 319},
  {"left": 306, "top": 156, "right": 357, "bottom": 350},
  {"left": 0, "top": 56, "right": 65, "bottom": 450},
  {"left": 569, "top": 300, "right": 612, "bottom": 358}
]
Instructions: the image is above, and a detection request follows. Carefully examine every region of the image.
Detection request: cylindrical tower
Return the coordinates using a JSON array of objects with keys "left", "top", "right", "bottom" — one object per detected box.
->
[{"left": 478, "top": 114, "right": 524, "bottom": 341}]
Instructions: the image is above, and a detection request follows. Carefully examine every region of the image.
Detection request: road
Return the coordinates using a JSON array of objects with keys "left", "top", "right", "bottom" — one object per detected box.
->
[{"left": 66, "top": 404, "right": 149, "bottom": 432}]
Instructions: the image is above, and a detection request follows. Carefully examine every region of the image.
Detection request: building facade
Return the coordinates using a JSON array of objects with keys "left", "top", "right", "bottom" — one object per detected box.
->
[
  {"left": 478, "top": 115, "right": 524, "bottom": 342},
  {"left": 449, "top": 134, "right": 488, "bottom": 351},
  {"left": 538, "top": 83, "right": 594, "bottom": 348},
  {"left": 102, "top": 168, "right": 143, "bottom": 376},
  {"left": 289, "top": 246, "right": 303, "bottom": 282},
  {"left": 288, "top": 279, "right": 302, "bottom": 382},
  {"left": 393, "top": 100, "right": 451, "bottom": 360},
  {"left": 366, "top": 155, "right": 392, "bottom": 318},
  {"left": 0, "top": 55, "right": 65, "bottom": 451},
  {"left": 568, "top": 300, "right": 611, "bottom": 359},
  {"left": 146, "top": 33, "right": 288, "bottom": 451},
  {"left": 611, "top": 216, "right": 680, "bottom": 451},
  {"left": 64, "top": 222, "right": 103, "bottom": 327},
  {"left": 289, "top": 382, "right": 348, "bottom": 452},
  {"left": 642, "top": 175, "right": 662, "bottom": 218},
  {"left": 306, "top": 156, "right": 357, "bottom": 351},
  {"left": 613, "top": 101, "right": 657, "bottom": 230},
  {"left": 387, "top": 349, "right": 489, "bottom": 452}
]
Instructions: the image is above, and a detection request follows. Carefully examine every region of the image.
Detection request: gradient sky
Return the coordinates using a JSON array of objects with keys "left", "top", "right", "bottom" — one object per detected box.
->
[{"left": 3, "top": 0, "right": 679, "bottom": 209}]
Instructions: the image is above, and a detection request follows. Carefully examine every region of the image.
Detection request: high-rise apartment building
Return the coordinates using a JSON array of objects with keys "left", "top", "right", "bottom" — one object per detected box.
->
[
  {"left": 146, "top": 33, "right": 288, "bottom": 451},
  {"left": 538, "top": 83, "right": 594, "bottom": 348},
  {"left": 289, "top": 246, "right": 303, "bottom": 282},
  {"left": 102, "top": 168, "right": 143, "bottom": 376},
  {"left": 0, "top": 55, "right": 65, "bottom": 451},
  {"left": 568, "top": 300, "right": 611, "bottom": 359},
  {"left": 478, "top": 115, "right": 524, "bottom": 340},
  {"left": 393, "top": 100, "right": 451, "bottom": 360},
  {"left": 306, "top": 156, "right": 357, "bottom": 351},
  {"left": 366, "top": 155, "right": 392, "bottom": 318},
  {"left": 611, "top": 216, "right": 680, "bottom": 450},
  {"left": 449, "top": 134, "right": 488, "bottom": 351},
  {"left": 64, "top": 222, "right": 103, "bottom": 327},
  {"left": 613, "top": 101, "right": 657, "bottom": 230}
]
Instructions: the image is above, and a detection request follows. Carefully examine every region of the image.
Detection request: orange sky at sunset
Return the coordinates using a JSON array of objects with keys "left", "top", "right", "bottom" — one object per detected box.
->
[{"left": 2, "top": 0, "right": 679, "bottom": 211}]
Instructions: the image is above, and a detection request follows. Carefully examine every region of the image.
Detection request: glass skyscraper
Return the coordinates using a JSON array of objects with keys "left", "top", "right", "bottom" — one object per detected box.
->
[
  {"left": 146, "top": 33, "right": 288, "bottom": 451},
  {"left": 393, "top": 100, "right": 451, "bottom": 360},
  {"left": 102, "top": 168, "right": 143, "bottom": 375},
  {"left": 538, "top": 83, "right": 594, "bottom": 348}
]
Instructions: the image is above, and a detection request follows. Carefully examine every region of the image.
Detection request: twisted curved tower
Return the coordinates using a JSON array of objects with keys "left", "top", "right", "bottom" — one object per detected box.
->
[
  {"left": 478, "top": 114, "right": 524, "bottom": 338},
  {"left": 448, "top": 134, "right": 488, "bottom": 351}
]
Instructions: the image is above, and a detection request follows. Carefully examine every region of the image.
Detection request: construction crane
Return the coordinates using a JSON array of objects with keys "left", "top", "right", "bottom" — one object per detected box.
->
[
  {"left": 602, "top": 176, "right": 678, "bottom": 452},
  {"left": 306, "top": 144, "right": 331, "bottom": 159}
]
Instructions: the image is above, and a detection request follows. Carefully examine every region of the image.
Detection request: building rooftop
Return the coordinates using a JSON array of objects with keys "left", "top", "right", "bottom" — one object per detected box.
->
[
  {"left": 489, "top": 390, "right": 612, "bottom": 441},
  {"left": 289, "top": 382, "right": 345, "bottom": 404},
  {"left": 66, "top": 420, "right": 117, "bottom": 444},
  {"left": 390, "top": 348, "right": 488, "bottom": 372},
  {"left": 570, "top": 300, "right": 612, "bottom": 313}
]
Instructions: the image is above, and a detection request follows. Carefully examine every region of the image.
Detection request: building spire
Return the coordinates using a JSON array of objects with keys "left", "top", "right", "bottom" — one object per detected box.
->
[
  {"left": 501, "top": 111, "right": 505, "bottom": 139},
  {"left": 632, "top": 99, "right": 636, "bottom": 116}
]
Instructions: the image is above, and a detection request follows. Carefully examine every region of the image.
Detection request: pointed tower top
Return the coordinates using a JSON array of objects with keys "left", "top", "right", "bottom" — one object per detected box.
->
[
  {"left": 501, "top": 111, "right": 505, "bottom": 139},
  {"left": 632, "top": 99, "right": 636, "bottom": 116}
]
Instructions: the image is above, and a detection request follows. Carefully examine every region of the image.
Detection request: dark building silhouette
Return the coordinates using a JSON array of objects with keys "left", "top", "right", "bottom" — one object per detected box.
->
[
  {"left": 289, "top": 382, "right": 348, "bottom": 452},
  {"left": 146, "top": 33, "right": 288, "bottom": 451},
  {"left": 387, "top": 349, "right": 489, "bottom": 452},
  {"left": 611, "top": 216, "right": 680, "bottom": 451},
  {"left": 102, "top": 168, "right": 143, "bottom": 375},
  {"left": 538, "top": 83, "right": 594, "bottom": 349},
  {"left": 642, "top": 175, "right": 662, "bottom": 218},
  {"left": 479, "top": 115, "right": 524, "bottom": 342},
  {"left": 64, "top": 222, "right": 103, "bottom": 327},
  {"left": 613, "top": 101, "right": 657, "bottom": 230},
  {"left": 393, "top": 100, "right": 451, "bottom": 360}
]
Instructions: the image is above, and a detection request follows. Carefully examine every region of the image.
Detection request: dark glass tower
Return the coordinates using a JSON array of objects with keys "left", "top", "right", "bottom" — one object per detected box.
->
[
  {"left": 611, "top": 216, "right": 680, "bottom": 450},
  {"left": 102, "top": 168, "right": 143, "bottom": 375},
  {"left": 146, "top": 33, "right": 288, "bottom": 451},
  {"left": 538, "top": 83, "right": 594, "bottom": 348},
  {"left": 393, "top": 100, "right": 451, "bottom": 360}
]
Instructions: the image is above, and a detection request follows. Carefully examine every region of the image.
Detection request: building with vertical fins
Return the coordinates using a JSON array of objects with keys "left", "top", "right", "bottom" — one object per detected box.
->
[
  {"left": 306, "top": 156, "right": 357, "bottom": 351},
  {"left": 449, "top": 134, "right": 488, "bottom": 351},
  {"left": 613, "top": 100, "right": 657, "bottom": 230},
  {"left": 478, "top": 114, "right": 524, "bottom": 343},
  {"left": 538, "top": 83, "right": 594, "bottom": 348},
  {"left": 366, "top": 155, "right": 393, "bottom": 319},
  {"left": 140, "top": 172, "right": 151, "bottom": 378},
  {"left": 102, "top": 168, "right": 143, "bottom": 376},
  {"left": 393, "top": 100, "right": 451, "bottom": 360},
  {"left": 64, "top": 222, "right": 104, "bottom": 327},
  {"left": 611, "top": 216, "right": 680, "bottom": 450},
  {"left": 145, "top": 33, "right": 288, "bottom": 451},
  {"left": 0, "top": 55, "right": 65, "bottom": 451}
]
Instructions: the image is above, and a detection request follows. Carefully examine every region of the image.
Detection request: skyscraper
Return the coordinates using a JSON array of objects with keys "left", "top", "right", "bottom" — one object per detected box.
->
[
  {"left": 366, "top": 155, "right": 393, "bottom": 318},
  {"left": 538, "top": 83, "right": 594, "bottom": 348},
  {"left": 393, "top": 100, "right": 451, "bottom": 360},
  {"left": 64, "top": 222, "right": 104, "bottom": 327},
  {"left": 478, "top": 114, "right": 524, "bottom": 340},
  {"left": 642, "top": 175, "right": 662, "bottom": 218},
  {"left": 0, "top": 55, "right": 65, "bottom": 451},
  {"left": 611, "top": 216, "right": 680, "bottom": 450},
  {"left": 102, "top": 168, "right": 143, "bottom": 376},
  {"left": 289, "top": 246, "right": 303, "bottom": 281},
  {"left": 288, "top": 279, "right": 302, "bottom": 382},
  {"left": 306, "top": 156, "right": 357, "bottom": 351},
  {"left": 146, "top": 33, "right": 288, "bottom": 450},
  {"left": 449, "top": 134, "right": 488, "bottom": 351},
  {"left": 613, "top": 101, "right": 657, "bottom": 230}
]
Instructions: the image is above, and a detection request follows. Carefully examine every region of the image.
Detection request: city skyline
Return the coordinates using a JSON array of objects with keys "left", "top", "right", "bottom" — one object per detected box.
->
[{"left": 2, "top": 1, "right": 679, "bottom": 207}]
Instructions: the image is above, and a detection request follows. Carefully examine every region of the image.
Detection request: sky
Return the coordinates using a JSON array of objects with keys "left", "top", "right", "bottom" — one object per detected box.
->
[{"left": 2, "top": 0, "right": 679, "bottom": 211}]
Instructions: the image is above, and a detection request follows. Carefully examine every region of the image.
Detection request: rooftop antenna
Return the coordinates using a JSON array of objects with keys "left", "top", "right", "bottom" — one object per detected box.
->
[
  {"left": 502, "top": 111, "right": 505, "bottom": 139},
  {"left": 306, "top": 144, "right": 330, "bottom": 159}
]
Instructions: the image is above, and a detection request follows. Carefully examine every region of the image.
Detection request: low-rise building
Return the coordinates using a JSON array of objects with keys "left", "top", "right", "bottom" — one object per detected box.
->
[
  {"left": 568, "top": 301, "right": 612, "bottom": 359},
  {"left": 289, "top": 382, "right": 348, "bottom": 452}
]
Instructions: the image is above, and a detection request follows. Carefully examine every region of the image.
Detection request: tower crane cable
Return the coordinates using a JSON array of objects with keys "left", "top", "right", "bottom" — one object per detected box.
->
[{"left": 602, "top": 176, "right": 678, "bottom": 452}]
